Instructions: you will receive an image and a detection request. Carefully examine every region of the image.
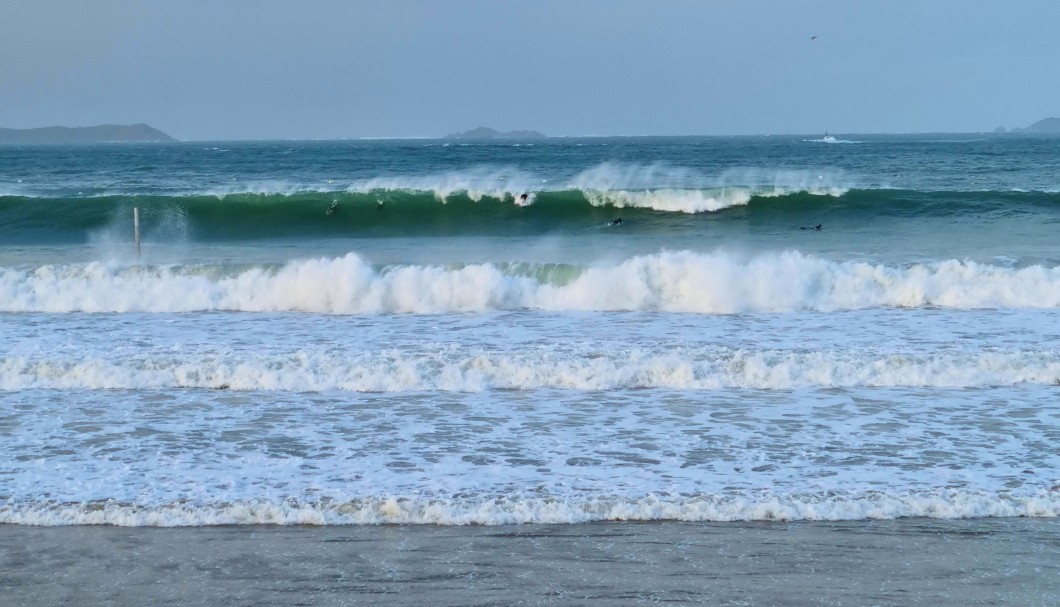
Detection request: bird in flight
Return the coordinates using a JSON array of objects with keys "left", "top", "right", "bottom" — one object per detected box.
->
[{"left": 811, "top": 35, "right": 817, "bottom": 40}]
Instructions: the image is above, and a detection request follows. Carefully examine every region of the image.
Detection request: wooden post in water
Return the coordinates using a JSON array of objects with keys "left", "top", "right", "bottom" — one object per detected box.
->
[{"left": 133, "top": 207, "right": 141, "bottom": 258}]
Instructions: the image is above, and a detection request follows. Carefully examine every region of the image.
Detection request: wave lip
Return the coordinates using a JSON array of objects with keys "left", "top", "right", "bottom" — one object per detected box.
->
[
  {"left": 3, "top": 490, "right": 1057, "bottom": 526},
  {"left": 580, "top": 185, "right": 845, "bottom": 214},
  {"left": 569, "top": 163, "right": 848, "bottom": 213},
  {"left": 347, "top": 166, "right": 542, "bottom": 203},
  {"left": 342, "top": 163, "right": 850, "bottom": 214}
]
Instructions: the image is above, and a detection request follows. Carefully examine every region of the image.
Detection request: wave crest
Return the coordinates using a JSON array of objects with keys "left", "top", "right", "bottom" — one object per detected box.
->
[{"left": 3, "top": 251, "right": 1060, "bottom": 314}]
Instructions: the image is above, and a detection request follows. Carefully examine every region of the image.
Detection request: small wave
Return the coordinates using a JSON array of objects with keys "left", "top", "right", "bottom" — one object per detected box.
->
[
  {"left": 2, "top": 347, "right": 1057, "bottom": 391},
  {"left": 3, "top": 490, "right": 1056, "bottom": 526},
  {"left": 804, "top": 136, "right": 861, "bottom": 144}
]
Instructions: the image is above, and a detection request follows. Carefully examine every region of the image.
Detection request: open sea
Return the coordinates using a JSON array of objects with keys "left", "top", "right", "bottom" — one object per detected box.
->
[{"left": 1, "top": 134, "right": 1058, "bottom": 605}]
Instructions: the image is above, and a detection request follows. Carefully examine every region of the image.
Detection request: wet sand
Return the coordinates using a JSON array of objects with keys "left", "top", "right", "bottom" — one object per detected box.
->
[{"left": 2, "top": 518, "right": 1058, "bottom": 606}]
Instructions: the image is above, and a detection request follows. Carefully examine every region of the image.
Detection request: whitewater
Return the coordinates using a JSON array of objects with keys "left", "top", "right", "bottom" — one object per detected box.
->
[
  {"left": 1, "top": 134, "right": 1059, "bottom": 529},
  {"left": 3, "top": 251, "right": 1060, "bottom": 314}
]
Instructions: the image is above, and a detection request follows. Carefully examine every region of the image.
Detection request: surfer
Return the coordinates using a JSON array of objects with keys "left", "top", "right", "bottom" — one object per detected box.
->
[
  {"left": 326, "top": 200, "right": 339, "bottom": 215},
  {"left": 610, "top": 217, "right": 624, "bottom": 226},
  {"left": 800, "top": 224, "right": 822, "bottom": 230},
  {"left": 520, "top": 193, "right": 529, "bottom": 204}
]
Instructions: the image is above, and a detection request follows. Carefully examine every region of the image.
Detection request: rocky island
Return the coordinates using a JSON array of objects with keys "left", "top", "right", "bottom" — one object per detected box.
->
[
  {"left": 994, "top": 117, "right": 1060, "bottom": 134},
  {"left": 0, "top": 123, "right": 175, "bottom": 144},
  {"left": 445, "top": 127, "right": 545, "bottom": 139},
  {"left": 1022, "top": 117, "right": 1060, "bottom": 133}
]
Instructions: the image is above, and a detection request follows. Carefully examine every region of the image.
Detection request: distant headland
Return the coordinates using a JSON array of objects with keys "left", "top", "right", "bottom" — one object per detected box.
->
[
  {"left": 0, "top": 123, "right": 175, "bottom": 144},
  {"left": 993, "top": 117, "right": 1060, "bottom": 134},
  {"left": 445, "top": 127, "right": 546, "bottom": 139}
]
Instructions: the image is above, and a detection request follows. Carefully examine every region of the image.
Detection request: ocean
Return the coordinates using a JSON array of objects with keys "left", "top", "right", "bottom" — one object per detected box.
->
[{"left": 1, "top": 134, "right": 1058, "bottom": 605}]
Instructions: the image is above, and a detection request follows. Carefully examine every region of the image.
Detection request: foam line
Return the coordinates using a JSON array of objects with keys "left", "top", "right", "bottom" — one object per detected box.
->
[
  {"left": 2, "top": 347, "right": 1058, "bottom": 391},
  {"left": 3, "top": 490, "right": 1057, "bottom": 526}
]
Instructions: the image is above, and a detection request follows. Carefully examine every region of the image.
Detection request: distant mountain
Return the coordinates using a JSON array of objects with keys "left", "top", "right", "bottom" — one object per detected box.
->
[
  {"left": 1022, "top": 117, "right": 1060, "bottom": 133},
  {"left": 0, "top": 123, "right": 175, "bottom": 143},
  {"left": 445, "top": 127, "right": 545, "bottom": 139}
]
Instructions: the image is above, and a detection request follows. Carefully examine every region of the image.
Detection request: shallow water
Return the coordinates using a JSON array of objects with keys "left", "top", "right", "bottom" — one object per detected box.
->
[{"left": 3, "top": 519, "right": 1058, "bottom": 606}]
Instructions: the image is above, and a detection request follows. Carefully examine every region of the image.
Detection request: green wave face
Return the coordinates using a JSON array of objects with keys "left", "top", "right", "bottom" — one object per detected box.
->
[{"left": 1, "top": 188, "right": 1057, "bottom": 243}]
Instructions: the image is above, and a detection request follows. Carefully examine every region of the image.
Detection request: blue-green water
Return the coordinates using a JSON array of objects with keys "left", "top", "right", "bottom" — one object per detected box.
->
[
  {"left": 0, "top": 135, "right": 1058, "bottom": 528},
  {"left": 3, "top": 135, "right": 1058, "bottom": 267}
]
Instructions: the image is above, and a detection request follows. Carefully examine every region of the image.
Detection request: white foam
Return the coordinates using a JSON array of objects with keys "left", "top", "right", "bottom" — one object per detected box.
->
[
  {"left": 804, "top": 136, "right": 861, "bottom": 144},
  {"left": 348, "top": 167, "right": 541, "bottom": 203},
  {"left": 568, "top": 163, "right": 846, "bottom": 191},
  {"left": 195, "top": 180, "right": 337, "bottom": 198},
  {"left": 583, "top": 187, "right": 754, "bottom": 213},
  {"left": 343, "top": 163, "right": 849, "bottom": 212},
  {"left": 2, "top": 490, "right": 1057, "bottom": 526},
  {"left": 2, "top": 251, "right": 1058, "bottom": 314},
  {"left": 570, "top": 163, "right": 848, "bottom": 212},
  {"left": 2, "top": 347, "right": 1057, "bottom": 391},
  {"left": 581, "top": 186, "right": 845, "bottom": 214}
]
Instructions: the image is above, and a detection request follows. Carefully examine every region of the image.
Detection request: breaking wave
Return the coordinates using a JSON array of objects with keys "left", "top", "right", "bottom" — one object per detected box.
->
[
  {"left": 3, "top": 490, "right": 1057, "bottom": 526},
  {"left": 2, "top": 346, "right": 1058, "bottom": 391},
  {"left": 1, "top": 251, "right": 1059, "bottom": 314}
]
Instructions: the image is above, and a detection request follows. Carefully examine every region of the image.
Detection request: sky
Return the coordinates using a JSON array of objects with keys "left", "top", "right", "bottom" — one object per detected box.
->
[{"left": 2, "top": 0, "right": 1059, "bottom": 140}]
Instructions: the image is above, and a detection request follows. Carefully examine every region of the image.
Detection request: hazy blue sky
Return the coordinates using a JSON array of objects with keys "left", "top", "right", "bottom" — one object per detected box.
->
[{"left": 3, "top": 0, "right": 1058, "bottom": 140}]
